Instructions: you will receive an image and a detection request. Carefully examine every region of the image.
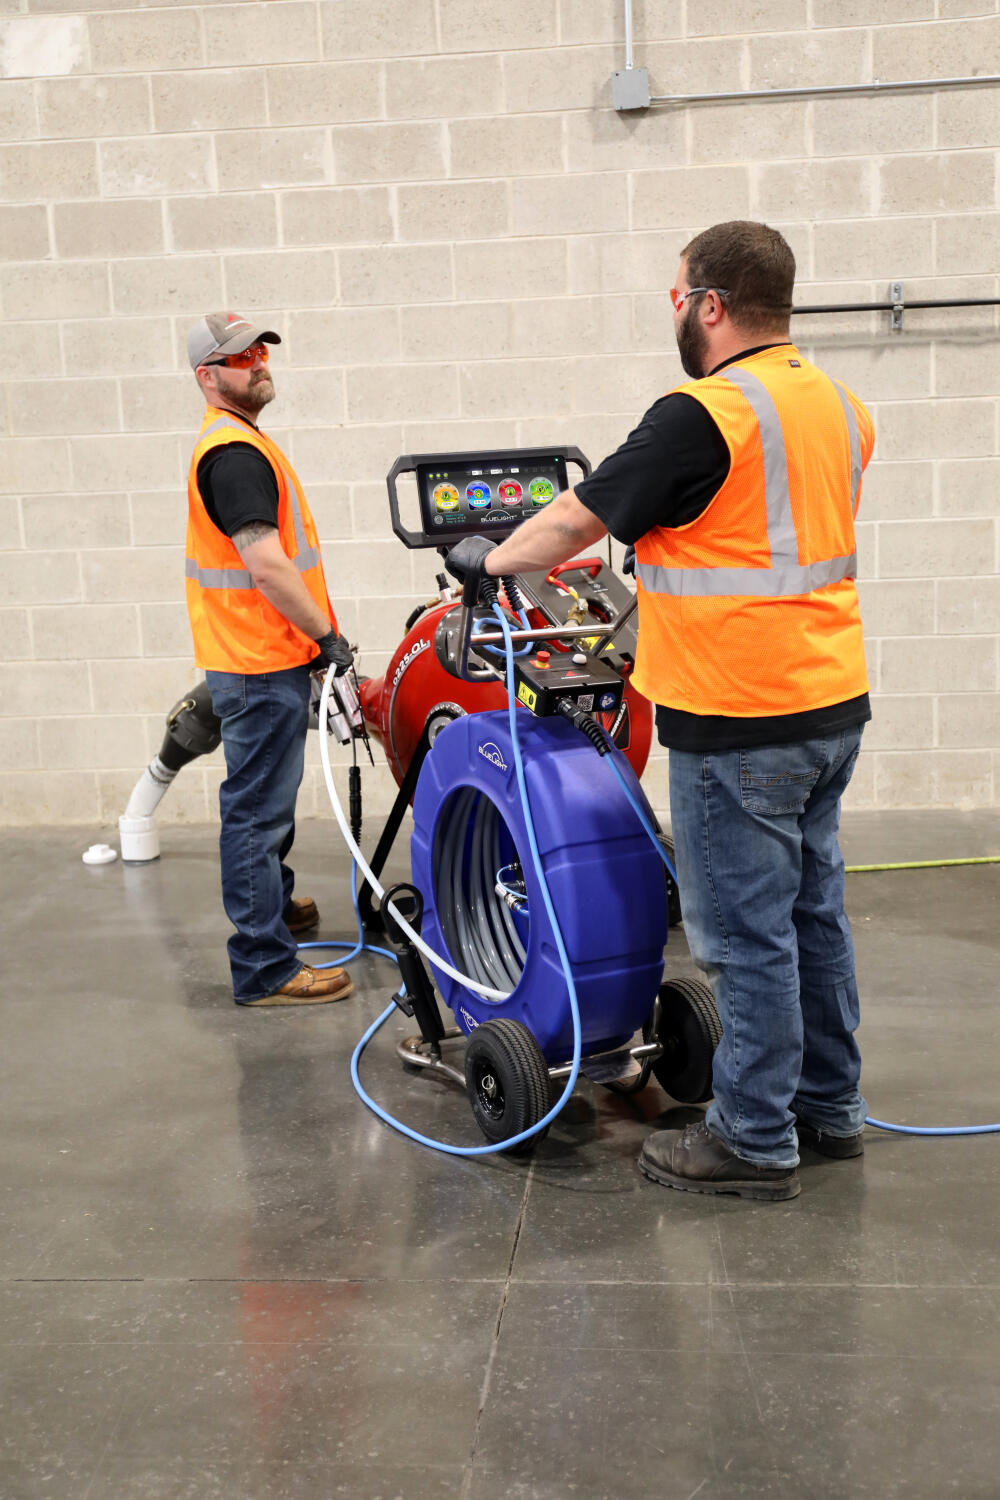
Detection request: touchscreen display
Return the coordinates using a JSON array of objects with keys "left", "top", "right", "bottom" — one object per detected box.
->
[{"left": 416, "top": 454, "right": 568, "bottom": 541}]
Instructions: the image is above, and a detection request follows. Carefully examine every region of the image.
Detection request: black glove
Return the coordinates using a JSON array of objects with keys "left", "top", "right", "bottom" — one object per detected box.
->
[
  {"left": 622, "top": 544, "right": 636, "bottom": 577},
  {"left": 313, "top": 629, "right": 354, "bottom": 676},
  {"left": 444, "top": 537, "right": 497, "bottom": 605}
]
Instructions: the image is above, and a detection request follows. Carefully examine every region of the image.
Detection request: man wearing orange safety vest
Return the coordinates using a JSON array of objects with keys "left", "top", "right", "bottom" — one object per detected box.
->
[
  {"left": 446, "top": 222, "right": 873, "bottom": 1201},
  {"left": 186, "top": 312, "right": 355, "bottom": 1006}
]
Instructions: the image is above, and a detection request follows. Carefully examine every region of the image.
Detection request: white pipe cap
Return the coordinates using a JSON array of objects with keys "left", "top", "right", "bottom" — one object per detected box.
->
[{"left": 82, "top": 843, "right": 118, "bottom": 865}]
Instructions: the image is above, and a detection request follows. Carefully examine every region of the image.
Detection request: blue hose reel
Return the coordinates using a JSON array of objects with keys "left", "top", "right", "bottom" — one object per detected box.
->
[{"left": 411, "top": 710, "right": 666, "bottom": 1062}]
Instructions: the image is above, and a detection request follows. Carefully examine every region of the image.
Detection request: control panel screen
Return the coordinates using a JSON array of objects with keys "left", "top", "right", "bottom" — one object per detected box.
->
[{"left": 416, "top": 453, "right": 569, "bottom": 543}]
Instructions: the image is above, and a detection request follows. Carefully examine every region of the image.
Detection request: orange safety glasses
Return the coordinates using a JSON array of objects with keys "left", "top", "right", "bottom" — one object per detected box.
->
[
  {"left": 669, "top": 286, "right": 729, "bottom": 311},
  {"left": 205, "top": 342, "right": 269, "bottom": 369}
]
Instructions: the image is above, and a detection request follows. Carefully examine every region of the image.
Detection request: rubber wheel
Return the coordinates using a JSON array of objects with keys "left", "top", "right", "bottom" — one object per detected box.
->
[
  {"left": 647, "top": 978, "right": 722, "bottom": 1104},
  {"left": 658, "top": 833, "right": 683, "bottom": 928},
  {"left": 464, "top": 1019, "right": 551, "bottom": 1153}
]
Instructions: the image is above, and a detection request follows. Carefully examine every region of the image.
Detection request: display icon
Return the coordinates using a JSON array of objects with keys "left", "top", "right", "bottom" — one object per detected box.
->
[
  {"left": 498, "top": 480, "right": 523, "bottom": 507},
  {"left": 529, "top": 477, "right": 554, "bottom": 506},
  {"left": 467, "top": 481, "right": 492, "bottom": 510},
  {"left": 434, "top": 483, "right": 460, "bottom": 512}
]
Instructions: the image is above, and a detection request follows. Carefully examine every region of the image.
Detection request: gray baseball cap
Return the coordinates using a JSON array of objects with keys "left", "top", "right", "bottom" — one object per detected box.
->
[{"left": 187, "top": 312, "right": 281, "bottom": 370}]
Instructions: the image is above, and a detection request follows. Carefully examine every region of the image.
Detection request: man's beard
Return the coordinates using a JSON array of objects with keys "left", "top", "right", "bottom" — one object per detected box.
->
[
  {"left": 216, "top": 368, "right": 275, "bottom": 415},
  {"left": 676, "top": 305, "right": 709, "bottom": 379}
]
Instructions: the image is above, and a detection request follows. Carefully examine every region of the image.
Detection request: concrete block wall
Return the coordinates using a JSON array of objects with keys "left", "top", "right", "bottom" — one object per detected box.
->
[{"left": 1, "top": 0, "right": 998, "bottom": 829}]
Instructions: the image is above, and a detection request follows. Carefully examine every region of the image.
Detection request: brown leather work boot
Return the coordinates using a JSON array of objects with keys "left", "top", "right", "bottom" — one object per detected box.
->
[
  {"left": 241, "top": 964, "right": 353, "bottom": 1007},
  {"left": 638, "top": 1120, "right": 800, "bottom": 1201},
  {"left": 284, "top": 896, "right": 320, "bottom": 935}
]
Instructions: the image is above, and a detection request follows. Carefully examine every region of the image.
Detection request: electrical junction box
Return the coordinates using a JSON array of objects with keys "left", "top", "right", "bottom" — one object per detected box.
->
[
  {"left": 512, "top": 649, "right": 625, "bottom": 719},
  {"left": 612, "top": 67, "right": 651, "bottom": 111}
]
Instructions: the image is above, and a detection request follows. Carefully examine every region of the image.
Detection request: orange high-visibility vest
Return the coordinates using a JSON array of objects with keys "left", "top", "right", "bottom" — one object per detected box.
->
[
  {"left": 185, "top": 406, "right": 335, "bottom": 673},
  {"left": 632, "top": 345, "right": 873, "bottom": 717}
]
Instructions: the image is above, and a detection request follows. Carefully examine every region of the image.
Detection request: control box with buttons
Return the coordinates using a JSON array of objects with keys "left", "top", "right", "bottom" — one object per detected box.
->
[{"left": 509, "top": 647, "right": 625, "bottom": 719}]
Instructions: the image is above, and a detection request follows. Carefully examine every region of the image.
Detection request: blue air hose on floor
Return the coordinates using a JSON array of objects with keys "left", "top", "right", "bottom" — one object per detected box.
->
[{"left": 862, "top": 1118, "right": 1000, "bottom": 1136}]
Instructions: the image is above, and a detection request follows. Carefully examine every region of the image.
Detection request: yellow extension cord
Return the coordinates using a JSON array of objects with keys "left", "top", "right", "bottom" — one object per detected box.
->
[{"left": 846, "top": 856, "right": 1000, "bottom": 873}]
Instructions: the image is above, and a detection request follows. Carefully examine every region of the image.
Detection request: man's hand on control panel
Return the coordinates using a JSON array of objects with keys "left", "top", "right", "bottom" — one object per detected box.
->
[{"left": 444, "top": 537, "right": 498, "bottom": 604}]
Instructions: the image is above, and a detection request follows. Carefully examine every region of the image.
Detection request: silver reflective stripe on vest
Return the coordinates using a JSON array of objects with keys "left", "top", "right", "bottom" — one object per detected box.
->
[
  {"left": 273, "top": 451, "right": 319, "bottom": 570},
  {"left": 195, "top": 413, "right": 319, "bottom": 580},
  {"left": 725, "top": 365, "right": 800, "bottom": 575},
  {"left": 184, "top": 556, "right": 253, "bottom": 589},
  {"left": 832, "top": 380, "right": 863, "bottom": 514},
  {"left": 200, "top": 415, "right": 240, "bottom": 442},
  {"left": 635, "top": 366, "right": 857, "bottom": 600},
  {"left": 636, "top": 552, "right": 857, "bottom": 598}
]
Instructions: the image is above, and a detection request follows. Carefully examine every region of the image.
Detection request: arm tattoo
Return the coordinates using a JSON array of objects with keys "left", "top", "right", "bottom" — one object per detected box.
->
[{"left": 232, "top": 520, "right": 278, "bottom": 553}]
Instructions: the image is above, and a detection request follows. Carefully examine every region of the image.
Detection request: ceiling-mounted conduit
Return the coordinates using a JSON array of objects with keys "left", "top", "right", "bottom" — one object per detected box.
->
[{"left": 612, "top": 0, "right": 1000, "bottom": 110}]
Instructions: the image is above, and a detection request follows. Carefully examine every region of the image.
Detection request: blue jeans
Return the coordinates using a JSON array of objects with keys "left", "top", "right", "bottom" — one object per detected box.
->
[
  {"left": 206, "top": 665, "right": 312, "bottom": 1002},
  {"left": 668, "top": 726, "right": 866, "bottom": 1168}
]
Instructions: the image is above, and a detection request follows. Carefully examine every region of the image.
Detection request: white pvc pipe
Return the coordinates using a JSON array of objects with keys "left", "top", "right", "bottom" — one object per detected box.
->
[
  {"left": 123, "top": 757, "right": 176, "bottom": 819},
  {"left": 317, "top": 666, "right": 511, "bottom": 1002},
  {"left": 119, "top": 814, "right": 160, "bottom": 862},
  {"left": 119, "top": 756, "right": 180, "bottom": 862},
  {"left": 623, "top": 0, "right": 633, "bottom": 70}
]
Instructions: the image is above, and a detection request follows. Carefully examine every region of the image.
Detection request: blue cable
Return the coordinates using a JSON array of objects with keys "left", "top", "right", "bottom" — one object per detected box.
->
[
  {"left": 598, "top": 734, "right": 1000, "bottom": 1140},
  {"left": 314, "top": 600, "right": 583, "bottom": 1157},
  {"left": 861, "top": 1118, "right": 1000, "bottom": 1137},
  {"left": 472, "top": 605, "right": 533, "bottom": 658},
  {"left": 298, "top": 881, "right": 397, "bottom": 972},
  {"left": 600, "top": 747, "right": 679, "bottom": 886}
]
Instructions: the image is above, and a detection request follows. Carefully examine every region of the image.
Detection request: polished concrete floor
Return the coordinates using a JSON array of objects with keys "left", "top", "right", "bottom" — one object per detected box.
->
[{"left": 2, "top": 810, "right": 1000, "bottom": 1499}]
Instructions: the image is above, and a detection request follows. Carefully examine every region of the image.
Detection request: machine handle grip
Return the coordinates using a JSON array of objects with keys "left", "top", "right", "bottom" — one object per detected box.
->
[
  {"left": 559, "top": 444, "right": 592, "bottom": 482},
  {"left": 547, "top": 558, "right": 605, "bottom": 581},
  {"left": 385, "top": 454, "right": 424, "bottom": 550}
]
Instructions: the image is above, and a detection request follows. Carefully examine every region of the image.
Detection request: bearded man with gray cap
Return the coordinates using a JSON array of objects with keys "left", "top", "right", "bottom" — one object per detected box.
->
[{"left": 186, "top": 311, "right": 354, "bottom": 1006}]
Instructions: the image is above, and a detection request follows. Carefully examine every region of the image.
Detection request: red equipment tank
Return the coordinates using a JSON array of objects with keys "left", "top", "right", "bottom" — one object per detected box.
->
[
  {"left": 360, "top": 601, "right": 505, "bottom": 787},
  {"left": 360, "top": 597, "right": 653, "bottom": 792}
]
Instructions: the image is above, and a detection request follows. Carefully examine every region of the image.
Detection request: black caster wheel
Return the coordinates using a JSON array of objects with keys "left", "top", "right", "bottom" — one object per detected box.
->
[
  {"left": 464, "top": 1019, "right": 551, "bottom": 1153},
  {"left": 646, "top": 978, "right": 722, "bottom": 1104},
  {"left": 658, "top": 833, "right": 683, "bottom": 928}
]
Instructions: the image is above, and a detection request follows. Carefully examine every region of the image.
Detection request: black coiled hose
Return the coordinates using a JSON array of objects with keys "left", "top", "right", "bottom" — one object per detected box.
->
[
  {"left": 349, "top": 764, "right": 363, "bottom": 844},
  {"left": 502, "top": 575, "right": 525, "bottom": 615},
  {"left": 479, "top": 574, "right": 500, "bottom": 609}
]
